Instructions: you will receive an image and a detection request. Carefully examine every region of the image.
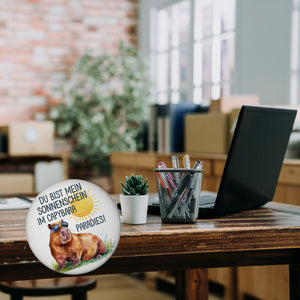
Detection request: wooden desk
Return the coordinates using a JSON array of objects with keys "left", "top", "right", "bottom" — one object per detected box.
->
[
  {"left": 1, "top": 203, "right": 300, "bottom": 299},
  {"left": 110, "top": 152, "right": 300, "bottom": 299}
]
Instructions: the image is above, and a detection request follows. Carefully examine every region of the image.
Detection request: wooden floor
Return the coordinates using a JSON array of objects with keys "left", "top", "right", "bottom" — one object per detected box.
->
[{"left": 0, "top": 273, "right": 222, "bottom": 300}]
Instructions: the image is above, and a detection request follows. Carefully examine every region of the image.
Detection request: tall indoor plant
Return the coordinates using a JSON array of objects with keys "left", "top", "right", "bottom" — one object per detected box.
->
[{"left": 50, "top": 43, "right": 151, "bottom": 175}]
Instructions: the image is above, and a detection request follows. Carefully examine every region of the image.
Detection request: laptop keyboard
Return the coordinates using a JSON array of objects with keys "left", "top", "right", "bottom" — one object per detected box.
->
[{"left": 198, "top": 191, "right": 217, "bottom": 208}]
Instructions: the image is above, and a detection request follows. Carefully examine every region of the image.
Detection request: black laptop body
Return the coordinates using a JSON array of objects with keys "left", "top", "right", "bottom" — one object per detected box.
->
[{"left": 198, "top": 105, "right": 297, "bottom": 218}]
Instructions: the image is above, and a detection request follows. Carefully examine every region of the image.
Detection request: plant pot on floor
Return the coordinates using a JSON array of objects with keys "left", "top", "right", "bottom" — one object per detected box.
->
[{"left": 119, "top": 194, "right": 149, "bottom": 224}]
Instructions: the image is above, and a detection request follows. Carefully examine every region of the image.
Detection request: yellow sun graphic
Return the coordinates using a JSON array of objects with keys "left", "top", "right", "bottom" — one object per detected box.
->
[{"left": 69, "top": 188, "right": 100, "bottom": 222}]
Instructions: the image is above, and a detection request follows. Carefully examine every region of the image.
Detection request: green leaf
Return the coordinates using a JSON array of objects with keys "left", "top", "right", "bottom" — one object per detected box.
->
[
  {"left": 129, "top": 187, "right": 136, "bottom": 195},
  {"left": 136, "top": 184, "right": 142, "bottom": 193},
  {"left": 122, "top": 188, "right": 130, "bottom": 195},
  {"left": 120, "top": 181, "right": 126, "bottom": 189}
]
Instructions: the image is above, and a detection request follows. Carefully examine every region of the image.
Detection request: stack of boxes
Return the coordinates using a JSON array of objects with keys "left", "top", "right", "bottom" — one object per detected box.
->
[{"left": 185, "top": 95, "right": 259, "bottom": 154}]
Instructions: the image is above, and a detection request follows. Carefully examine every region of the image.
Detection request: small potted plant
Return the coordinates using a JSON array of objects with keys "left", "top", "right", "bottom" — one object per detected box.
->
[{"left": 119, "top": 174, "right": 149, "bottom": 224}]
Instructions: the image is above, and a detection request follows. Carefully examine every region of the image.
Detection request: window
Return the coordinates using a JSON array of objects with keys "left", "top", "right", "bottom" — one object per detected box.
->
[
  {"left": 142, "top": 0, "right": 236, "bottom": 105},
  {"left": 151, "top": 0, "right": 191, "bottom": 104},
  {"left": 194, "top": 0, "right": 236, "bottom": 104}
]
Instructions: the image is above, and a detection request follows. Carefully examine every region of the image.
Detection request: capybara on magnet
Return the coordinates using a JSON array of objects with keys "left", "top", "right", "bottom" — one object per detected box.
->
[{"left": 48, "top": 220, "right": 107, "bottom": 270}]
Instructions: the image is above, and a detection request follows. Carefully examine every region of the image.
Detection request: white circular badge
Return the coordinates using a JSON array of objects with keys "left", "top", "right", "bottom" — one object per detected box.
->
[{"left": 26, "top": 179, "right": 121, "bottom": 275}]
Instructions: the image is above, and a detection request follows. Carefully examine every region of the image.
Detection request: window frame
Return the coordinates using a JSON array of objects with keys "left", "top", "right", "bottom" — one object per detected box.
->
[{"left": 139, "top": 0, "right": 236, "bottom": 105}]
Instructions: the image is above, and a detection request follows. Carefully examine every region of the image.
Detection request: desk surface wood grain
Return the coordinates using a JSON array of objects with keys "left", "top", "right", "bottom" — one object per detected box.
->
[{"left": 1, "top": 202, "right": 300, "bottom": 281}]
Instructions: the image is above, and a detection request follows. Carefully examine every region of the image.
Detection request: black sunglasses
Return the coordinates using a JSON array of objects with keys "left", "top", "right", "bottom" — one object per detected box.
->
[{"left": 51, "top": 221, "right": 68, "bottom": 232}]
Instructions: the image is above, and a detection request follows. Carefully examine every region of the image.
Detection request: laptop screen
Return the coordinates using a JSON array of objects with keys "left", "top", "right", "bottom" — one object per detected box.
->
[{"left": 215, "top": 106, "right": 296, "bottom": 216}]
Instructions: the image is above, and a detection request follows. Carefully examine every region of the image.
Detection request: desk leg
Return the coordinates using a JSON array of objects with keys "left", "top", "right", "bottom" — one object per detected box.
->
[
  {"left": 290, "top": 264, "right": 300, "bottom": 300},
  {"left": 175, "top": 268, "right": 208, "bottom": 300}
]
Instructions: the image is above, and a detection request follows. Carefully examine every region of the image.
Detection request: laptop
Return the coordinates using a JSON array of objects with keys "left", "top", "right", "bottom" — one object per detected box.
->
[{"left": 148, "top": 105, "right": 297, "bottom": 218}]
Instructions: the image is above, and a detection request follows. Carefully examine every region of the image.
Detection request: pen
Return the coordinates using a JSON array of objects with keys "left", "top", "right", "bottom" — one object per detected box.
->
[
  {"left": 183, "top": 154, "right": 190, "bottom": 169},
  {"left": 17, "top": 195, "right": 33, "bottom": 203},
  {"left": 156, "top": 172, "right": 172, "bottom": 198},
  {"left": 171, "top": 155, "right": 180, "bottom": 185},
  {"left": 158, "top": 162, "right": 176, "bottom": 190},
  {"left": 165, "top": 172, "right": 193, "bottom": 217},
  {"left": 167, "top": 178, "right": 193, "bottom": 218},
  {"left": 193, "top": 160, "right": 204, "bottom": 170},
  {"left": 172, "top": 155, "right": 179, "bottom": 169}
]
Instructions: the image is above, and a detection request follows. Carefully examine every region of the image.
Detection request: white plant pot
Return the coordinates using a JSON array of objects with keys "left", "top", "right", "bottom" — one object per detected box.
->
[{"left": 119, "top": 194, "right": 149, "bottom": 224}]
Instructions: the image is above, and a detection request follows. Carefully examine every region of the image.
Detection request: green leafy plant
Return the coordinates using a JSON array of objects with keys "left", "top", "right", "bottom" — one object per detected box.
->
[
  {"left": 121, "top": 174, "right": 148, "bottom": 195},
  {"left": 50, "top": 42, "right": 151, "bottom": 174}
]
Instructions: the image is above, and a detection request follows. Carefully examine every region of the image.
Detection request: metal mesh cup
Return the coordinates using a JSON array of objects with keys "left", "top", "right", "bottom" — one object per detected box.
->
[{"left": 154, "top": 168, "right": 203, "bottom": 223}]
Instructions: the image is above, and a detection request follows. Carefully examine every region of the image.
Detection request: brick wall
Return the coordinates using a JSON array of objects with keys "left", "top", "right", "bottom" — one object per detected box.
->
[{"left": 0, "top": 0, "right": 138, "bottom": 125}]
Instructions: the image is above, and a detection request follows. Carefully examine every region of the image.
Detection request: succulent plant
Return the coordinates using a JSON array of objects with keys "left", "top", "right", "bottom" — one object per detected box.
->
[{"left": 121, "top": 174, "right": 149, "bottom": 195}]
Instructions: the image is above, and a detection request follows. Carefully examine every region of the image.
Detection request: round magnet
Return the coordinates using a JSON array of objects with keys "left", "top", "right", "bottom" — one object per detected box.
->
[{"left": 26, "top": 179, "right": 121, "bottom": 275}]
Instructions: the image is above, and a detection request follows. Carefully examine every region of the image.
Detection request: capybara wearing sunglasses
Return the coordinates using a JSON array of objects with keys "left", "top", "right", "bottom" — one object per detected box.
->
[{"left": 48, "top": 220, "right": 107, "bottom": 270}]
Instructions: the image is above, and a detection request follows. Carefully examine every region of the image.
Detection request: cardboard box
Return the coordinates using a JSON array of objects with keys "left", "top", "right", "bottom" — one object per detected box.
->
[
  {"left": 210, "top": 95, "right": 259, "bottom": 113},
  {"left": 185, "top": 113, "right": 229, "bottom": 154},
  {"left": 228, "top": 108, "right": 241, "bottom": 144},
  {"left": 1, "top": 121, "right": 55, "bottom": 156},
  {"left": 0, "top": 173, "right": 34, "bottom": 195}
]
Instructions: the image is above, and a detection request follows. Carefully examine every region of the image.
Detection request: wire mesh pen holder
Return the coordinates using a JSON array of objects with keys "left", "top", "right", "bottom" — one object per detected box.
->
[{"left": 154, "top": 168, "right": 203, "bottom": 223}]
